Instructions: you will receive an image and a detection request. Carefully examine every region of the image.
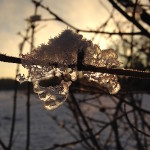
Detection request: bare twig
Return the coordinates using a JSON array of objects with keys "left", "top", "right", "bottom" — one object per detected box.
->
[
  {"left": 116, "top": 0, "right": 150, "bottom": 26},
  {"left": 26, "top": 4, "right": 37, "bottom": 150},
  {"left": 70, "top": 92, "right": 101, "bottom": 150},
  {"left": 116, "top": 96, "right": 150, "bottom": 115},
  {"left": 8, "top": 27, "right": 30, "bottom": 150},
  {"left": 124, "top": 104, "right": 150, "bottom": 137},
  {"left": 31, "top": 0, "right": 145, "bottom": 36},
  {"left": 0, "top": 139, "right": 7, "bottom": 150},
  {"left": 108, "top": 0, "right": 150, "bottom": 38}
]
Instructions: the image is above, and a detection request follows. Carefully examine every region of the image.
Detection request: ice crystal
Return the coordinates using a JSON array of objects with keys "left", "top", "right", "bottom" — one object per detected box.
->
[
  {"left": 21, "top": 30, "right": 84, "bottom": 66},
  {"left": 16, "top": 74, "right": 27, "bottom": 83},
  {"left": 18, "top": 29, "right": 121, "bottom": 110},
  {"left": 34, "top": 79, "right": 71, "bottom": 110}
]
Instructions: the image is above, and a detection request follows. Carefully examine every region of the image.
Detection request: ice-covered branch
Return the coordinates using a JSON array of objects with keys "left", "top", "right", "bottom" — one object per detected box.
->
[
  {"left": 0, "top": 53, "right": 150, "bottom": 79},
  {"left": 1, "top": 30, "right": 150, "bottom": 110}
]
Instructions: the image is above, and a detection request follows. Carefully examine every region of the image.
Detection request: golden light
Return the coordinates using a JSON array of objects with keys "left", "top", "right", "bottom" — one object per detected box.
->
[{"left": 99, "top": 37, "right": 107, "bottom": 50}]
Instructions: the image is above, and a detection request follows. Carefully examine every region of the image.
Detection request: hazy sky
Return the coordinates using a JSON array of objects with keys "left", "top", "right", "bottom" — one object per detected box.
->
[{"left": 0, "top": 0, "right": 114, "bottom": 78}]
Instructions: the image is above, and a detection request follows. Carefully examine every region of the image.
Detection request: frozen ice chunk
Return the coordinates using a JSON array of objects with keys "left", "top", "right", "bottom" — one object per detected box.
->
[
  {"left": 21, "top": 30, "right": 84, "bottom": 66},
  {"left": 83, "top": 47, "right": 120, "bottom": 68},
  {"left": 16, "top": 74, "right": 27, "bottom": 83},
  {"left": 18, "top": 29, "right": 121, "bottom": 110},
  {"left": 66, "top": 68, "right": 78, "bottom": 81},
  {"left": 33, "top": 79, "right": 71, "bottom": 110},
  {"left": 83, "top": 72, "right": 120, "bottom": 94}
]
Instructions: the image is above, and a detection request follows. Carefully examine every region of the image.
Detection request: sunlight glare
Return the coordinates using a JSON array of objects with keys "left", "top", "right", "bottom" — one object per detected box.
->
[{"left": 99, "top": 37, "right": 107, "bottom": 49}]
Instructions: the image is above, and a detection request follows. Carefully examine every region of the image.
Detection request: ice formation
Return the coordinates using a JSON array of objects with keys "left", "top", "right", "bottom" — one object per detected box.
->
[{"left": 17, "top": 30, "right": 121, "bottom": 110}]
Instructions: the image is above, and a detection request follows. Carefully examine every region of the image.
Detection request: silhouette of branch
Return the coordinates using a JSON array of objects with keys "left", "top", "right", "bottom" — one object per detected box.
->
[
  {"left": 44, "top": 139, "right": 88, "bottom": 150},
  {"left": 116, "top": 96, "right": 150, "bottom": 115},
  {"left": 26, "top": 5, "right": 38, "bottom": 150},
  {"left": 45, "top": 109, "right": 134, "bottom": 150},
  {"left": 8, "top": 27, "right": 31, "bottom": 150},
  {"left": 67, "top": 98, "right": 93, "bottom": 149},
  {"left": 116, "top": 0, "right": 150, "bottom": 26},
  {"left": 0, "top": 54, "right": 150, "bottom": 79},
  {"left": 70, "top": 92, "right": 101, "bottom": 149},
  {"left": 124, "top": 104, "right": 150, "bottom": 137},
  {"left": 31, "top": 0, "right": 145, "bottom": 36},
  {"left": 0, "top": 139, "right": 7, "bottom": 150},
  {"left": 0, "top": 54, "right": 21, "bottom": 64},
  {"left": 108, "top": 0, "right": 150, "bottom": 38}
]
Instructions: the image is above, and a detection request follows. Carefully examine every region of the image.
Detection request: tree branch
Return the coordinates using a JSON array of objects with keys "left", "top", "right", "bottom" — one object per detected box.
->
[
  {"left": 0, "top": 54, "right": 21, "bottom": 64},
  {"left": 108, "top": 0, "right": 150, "bottom": 38},
  {"left": 116, "top": 0, "right": 150, "bottom": 26},
  {"left": 0, "top": 53, "right": 150, "bottom": 79},
  {"left": 124, "top": 104, "right": 150, "bottom": 137},
  {"left": 31, "top": 0, "right": 146, "bottom": 36},
  {"left": 0, "top": 139, "right": 7, "bottom": 150}
]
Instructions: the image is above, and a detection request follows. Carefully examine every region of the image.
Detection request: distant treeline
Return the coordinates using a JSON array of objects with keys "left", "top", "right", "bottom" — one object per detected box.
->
[
  {"left": 0, "top": 79, "right": 33, "bottom": 91},
  {"left": 0, "top": 78, "right": 149, "bottom": 92}
]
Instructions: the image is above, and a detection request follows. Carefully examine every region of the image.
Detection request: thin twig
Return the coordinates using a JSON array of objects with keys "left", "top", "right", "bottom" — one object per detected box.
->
[
  {"left": 31, "top": 0, "right": 145, "bottom": 36},
  {"left": 70, "top": 92, "right": 101, "bottom": 150},
  {"left": 108, "top": 0, "right": 150, "bottom": 38},
  {"left": 8, "top": 26, "right": 30, "bottom": 150},
  {"left": 26, "top": 6, "right": 37, "bottom": 150},
  {"left": 116, "top": 96, "right": 150, "bottom": 115},
  {"left": 0, "top": 139, "right": 7, "bottom": 150},
  {"left": 124, "top": 104, "right": 150, "bottom": 137}
]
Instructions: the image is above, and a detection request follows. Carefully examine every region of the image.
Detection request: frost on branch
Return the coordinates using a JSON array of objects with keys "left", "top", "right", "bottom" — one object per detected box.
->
[
  {"left": 21, "top": 29, "right": 84, "bottom": 66},
  {"left": 18, "top": 30, "right": 121, "bottom": 110}
]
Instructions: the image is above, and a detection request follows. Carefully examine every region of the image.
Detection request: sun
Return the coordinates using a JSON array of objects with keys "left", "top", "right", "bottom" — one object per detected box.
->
[{"left": 99, "top": 37, "right": 107, "bottom": 49}]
